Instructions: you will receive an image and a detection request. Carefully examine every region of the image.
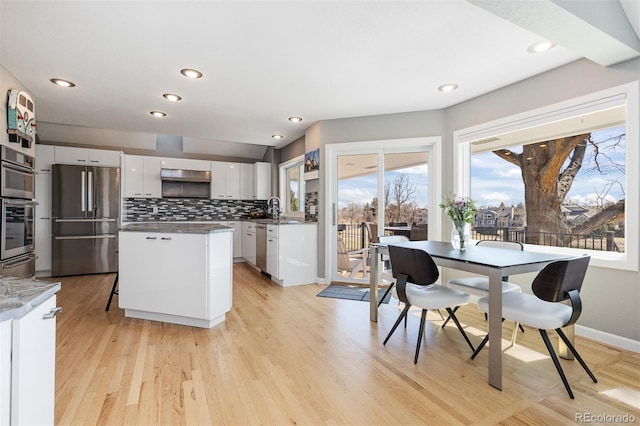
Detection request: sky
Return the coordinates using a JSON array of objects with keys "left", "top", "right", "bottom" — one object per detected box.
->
[{"left": 337, "top": 125, "right": 625, "bottom": 211}]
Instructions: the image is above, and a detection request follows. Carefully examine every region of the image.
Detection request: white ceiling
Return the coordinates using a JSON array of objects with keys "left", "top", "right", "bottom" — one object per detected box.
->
[{"left": 1, "top": 1, "right": 638, "bottom": 156}]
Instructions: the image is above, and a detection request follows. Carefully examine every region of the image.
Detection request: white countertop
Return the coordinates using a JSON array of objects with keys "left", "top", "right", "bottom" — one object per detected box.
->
[{"left": 0, "top": 277, "right": 61, "bottom": 322}]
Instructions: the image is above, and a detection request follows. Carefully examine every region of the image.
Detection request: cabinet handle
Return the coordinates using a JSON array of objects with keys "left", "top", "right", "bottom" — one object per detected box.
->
[
  {"left": 40, "top": 168, "right": 51, "bottom": 172},
  {"left": 146, "top": 236, "right": 157, "bottom": 240},
  {"left": 40, "top": 217, "right": 50, "bottom": 220},
  {"left": 77, "top": 159, "right": 86, "bottom": 162},
  {"left": 90, "top": 160, "right": 99, "bottom": 163},
  {"left": 43, "top": 307, "right": 62, "bottom": 320},
  {"left": 161, "top": 237, "right": 172, "bottom": 241}
]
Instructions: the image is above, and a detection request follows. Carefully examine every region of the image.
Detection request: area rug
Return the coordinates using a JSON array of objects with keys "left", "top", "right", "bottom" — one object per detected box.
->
[{"left": 317, "top": 284, "right": 392, "bottom": 304}]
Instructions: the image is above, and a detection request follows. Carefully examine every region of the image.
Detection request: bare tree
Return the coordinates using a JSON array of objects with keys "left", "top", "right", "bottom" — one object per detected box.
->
[{"left": 341, "top": 201, "right": 361, "bottom": 225}]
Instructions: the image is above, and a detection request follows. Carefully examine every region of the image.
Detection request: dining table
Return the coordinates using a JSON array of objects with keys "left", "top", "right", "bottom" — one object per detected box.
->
[{"left": 369, "top": 240, "right": 573, "bottom": 391}]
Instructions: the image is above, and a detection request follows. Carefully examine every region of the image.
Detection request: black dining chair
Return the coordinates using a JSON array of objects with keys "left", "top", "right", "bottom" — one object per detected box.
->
[
  {"left": 383, "top": 245, "right": 475, "bottom": 363},
  {"left": 470, "top": 255, "right": 597, "bottom": 398}
]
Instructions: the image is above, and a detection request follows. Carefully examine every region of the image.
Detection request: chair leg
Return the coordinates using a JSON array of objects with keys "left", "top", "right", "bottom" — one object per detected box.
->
[
  {"left": 414, "top": 309, "right": 428, "bottom": 364},
  {"left": 445, "top": 307, "right": 475, "bottom": 351},
  {"left": 471, "top": 333, "right": 489, "bottom": 360},
  {"left": 105, "top": 272, "right": 119, "bottom": 312},
  {"left": 505, "top": 322, "right": 520, "bottom": 350},
  {"left": 383, "top": 304, "right": 412, "bottom": 345},
  {"left": 555, "top": 328, "right": 598, "bottom": 384},
  {"left": 441, "top": 305, "right": 459, "bottom": 328},
  {"left": 539, "top": 329, "right": 574, "bottom": 399},
  {"left": 378, "top": 283, "right": 394, "bottom": 307}
]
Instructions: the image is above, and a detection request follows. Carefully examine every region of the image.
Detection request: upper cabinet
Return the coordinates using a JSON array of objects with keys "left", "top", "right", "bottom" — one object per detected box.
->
[
  {"left": 211, "top": 161, "right": 240, "bottom": 200},
  {"left": 254, "top": 162, "right": 272, "bottom": 200},
  {"left": 34, "top": 145, "right": 55, "bottom": 173},
  {"left": 159, "top": 157, "right": 210, "bottom": 171},
  {"left": 123, "top": 155, "right": 161, "bottom": 198},
  {"left": 53, "top": 146, "right": 121, "bottom": 167},
  {"left": 239, "top": 163, "right": 253, "bottom": 200}
]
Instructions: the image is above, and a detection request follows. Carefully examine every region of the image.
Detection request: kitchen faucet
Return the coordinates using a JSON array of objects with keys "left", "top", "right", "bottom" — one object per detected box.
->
[{"left": 267, "top": 196, "right": 281, "bottom": 220}]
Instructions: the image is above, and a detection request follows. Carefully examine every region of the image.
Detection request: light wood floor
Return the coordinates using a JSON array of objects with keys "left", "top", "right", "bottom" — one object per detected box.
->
[{"left": 49, "top": 263, "right": 639, "bottom": 425}]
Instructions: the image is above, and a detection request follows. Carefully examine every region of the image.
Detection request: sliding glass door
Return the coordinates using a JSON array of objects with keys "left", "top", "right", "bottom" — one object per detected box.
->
[{"left": 326, "top": 138, "right": 440, "bottom": 284}]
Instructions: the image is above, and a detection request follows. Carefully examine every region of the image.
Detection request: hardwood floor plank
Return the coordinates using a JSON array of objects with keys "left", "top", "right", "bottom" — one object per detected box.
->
[{"left": 50, "top": 264, "right": 640, "bottom": 425}]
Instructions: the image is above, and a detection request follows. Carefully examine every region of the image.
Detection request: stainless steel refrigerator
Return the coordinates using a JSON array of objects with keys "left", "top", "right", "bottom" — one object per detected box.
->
[{"left": 51, "top": 164, "right": 120, "bottom": 276}]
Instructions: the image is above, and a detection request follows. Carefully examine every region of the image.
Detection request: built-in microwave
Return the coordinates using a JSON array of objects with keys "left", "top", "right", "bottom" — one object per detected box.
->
[{"left": 1, "top": 146, "right": 35, "bottom": 199}]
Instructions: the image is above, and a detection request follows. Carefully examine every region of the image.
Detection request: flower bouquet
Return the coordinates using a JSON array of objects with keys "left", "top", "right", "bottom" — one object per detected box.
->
[{"left": 439, "top": 192, "right": 476, "bottom": 250}]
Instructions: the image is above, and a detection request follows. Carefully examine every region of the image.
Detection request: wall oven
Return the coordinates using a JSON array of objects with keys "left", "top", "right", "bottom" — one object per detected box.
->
[
  {"left": 1, "top": 198, "right": 36, "bottom": 261},
  {"left": 1, "top": 145, "right": 35, "bottom": 199}
]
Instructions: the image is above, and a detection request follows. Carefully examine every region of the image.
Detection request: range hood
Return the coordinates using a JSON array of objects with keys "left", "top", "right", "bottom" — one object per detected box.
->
[{"left": 160, "top": 168, "right": 211, "bottom": 183}]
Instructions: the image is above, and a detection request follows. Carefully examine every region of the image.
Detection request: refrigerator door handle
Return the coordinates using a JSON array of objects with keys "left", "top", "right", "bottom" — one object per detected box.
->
[
  {"left": 87, "top": 171, "right": 93, "bottom": 212},
  {"left": 54, "top": 235, "right": 117, "bottom": 240},
  {"left": 80, "top": 170, "right": 86, "bottom": 212},
  {"left": 54, "top": 218, "right": 117, "bottom": 223}
]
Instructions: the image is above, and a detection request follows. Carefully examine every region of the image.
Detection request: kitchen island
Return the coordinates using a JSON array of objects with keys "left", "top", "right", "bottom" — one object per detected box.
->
[
  {"left": 119, "top": 223, "right": 233, "bottom": 328},
  {"left": 1, "top": 277, "right": 61, "bottom": 425}
]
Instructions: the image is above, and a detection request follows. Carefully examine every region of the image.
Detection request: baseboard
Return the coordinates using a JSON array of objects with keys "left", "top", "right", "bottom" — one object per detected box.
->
[{"left": 576, "top": 325, "right": 640, "bottom": 353}]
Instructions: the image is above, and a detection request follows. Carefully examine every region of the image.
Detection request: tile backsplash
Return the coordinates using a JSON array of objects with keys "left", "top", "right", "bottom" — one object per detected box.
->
[
  {"left": 305, "top": 191, "right": 318, "bottom": 222},
  {"left": 123, "top": 198, "right": 268, "bottom": 222}
]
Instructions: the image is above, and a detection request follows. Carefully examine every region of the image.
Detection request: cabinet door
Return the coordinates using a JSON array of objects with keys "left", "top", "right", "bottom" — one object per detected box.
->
[
  {"left": 54, "top": 146, "right": 89, "bottom": 164},
  {"left": 254, "top": 162, "right": 272, "bottom": 200},
  {"left": 143, "top": 157, "right": 162, "bottom": 197},
  {"left": 161, "top": 157, "right": 210, "bottom": 171},
  {"left": 123, "top": 155, "right": 144, "bottom": 197},
  {"left": 241, "top": 222, "right": 256, "bottom": 264},
  {"left": 239, "top": 163, "right": 253, "bottom": 200},
  {"left": 11, "top": 295, "right": 58, "bottom": 426},
  {"left": 35, "top": 173, "right": 52, "bottom": 273},
  {"left": 210, "top": 161, "right": 227, "bottom": 199},
  {"left": 226, "top": 163, "right": 240, "bottom": 199},
  {"left": 119, "top": 233, "right": 208, "bottom": 319},
  {"left": 35, "top": 145, "right": 55, "bottom": 173},
  {"left": 267, "top": 235, "right": 278, "bottom": 277},
  {"left": 227, "top": 221, "right": 243, "bottom": 258},
  {"left": 88, "top": 148, "right": 121, "bottom": 167}
]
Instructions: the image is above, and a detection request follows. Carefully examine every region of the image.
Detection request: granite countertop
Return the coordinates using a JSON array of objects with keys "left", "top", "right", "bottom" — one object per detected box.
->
[
  {"left": 120, "top": 222, "right": 233, "bottom": 234},
  {"left": 0, "top": 277, "right": 61, "bottom": 322}
]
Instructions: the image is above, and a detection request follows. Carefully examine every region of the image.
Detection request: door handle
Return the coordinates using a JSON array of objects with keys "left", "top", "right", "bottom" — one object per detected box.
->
[
  {"left": 43, "top": 307, "right": 62, "bottom": 320},
  {"left": 80, "top": 170, "right": 86, "bottom": 212},
  {"left": 87, "top": 171, "right": 93, "bottom": 212}
]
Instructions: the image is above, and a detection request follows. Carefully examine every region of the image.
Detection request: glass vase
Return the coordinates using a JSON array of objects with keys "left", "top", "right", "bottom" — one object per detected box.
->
[{"left": 451, "top": 223, "right": 470, "bottom": 251}]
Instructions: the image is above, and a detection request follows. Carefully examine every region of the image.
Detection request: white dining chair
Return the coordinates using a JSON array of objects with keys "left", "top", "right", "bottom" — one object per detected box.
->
[
  {"left": 377, "top": 235, "right": 410, "bottom": 306},
  {"left": 471, "top": 256, "right": 597, "bottom": 399}
]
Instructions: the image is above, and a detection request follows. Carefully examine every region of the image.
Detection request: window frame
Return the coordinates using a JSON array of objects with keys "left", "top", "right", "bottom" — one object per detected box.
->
[
  {"left": 453, "top": 82, "right": 639, "bottom": 272},
  {"left": 279, "top": 155, "right": 305, "bottom": 214}
]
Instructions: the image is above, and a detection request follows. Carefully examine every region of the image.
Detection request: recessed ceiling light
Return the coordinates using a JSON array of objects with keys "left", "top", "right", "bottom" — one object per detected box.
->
[
  {"left": 437, "top": 83, "right": 458, "bottom": 92},
  {"left": 272, "top": 134, "right": 284, "bottom": 139},
  {"left": 527, "top": 40, "right": 556, "bottom": 53},
  {"left": 180, "top": 68, "right": 203, "bottom": 79},
  {"left": 288, "top": 116, "right": 303, "bottom": 123},
  {"left": 162, "top": 93, "right": 182, "bottom": 102},
  {"left": 50, "top": 78, "right": 75, "bottom": 87},
  {"left": 150, "top": 111, "right": 166, "bottom": 118}
]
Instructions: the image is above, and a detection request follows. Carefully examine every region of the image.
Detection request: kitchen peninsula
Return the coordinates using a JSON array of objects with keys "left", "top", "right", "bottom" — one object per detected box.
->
[{"left": 118, "top": 222, "right": 233, "bottom": 328}]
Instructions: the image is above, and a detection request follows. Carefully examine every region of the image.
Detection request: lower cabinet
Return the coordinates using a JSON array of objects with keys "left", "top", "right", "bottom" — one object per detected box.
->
[
  {"left": 268, "top": 224, "right": 317, "bottom": 287},
  {"left": 227, "top": 221, "right": 243, "bottom": 259},
  {"left": 119, "top": 230, "right": 233, "bottom": 328},
  {"left": 1, "top": 295, "right": 58, "bottom": 425},
  {"left": 241, "top": 222, "right": 256, "bottom": 265}
]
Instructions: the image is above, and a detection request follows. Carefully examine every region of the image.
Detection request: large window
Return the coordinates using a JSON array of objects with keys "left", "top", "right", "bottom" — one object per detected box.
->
[{"left": 455, "top": 82, "right": 638, "bottom": 271}]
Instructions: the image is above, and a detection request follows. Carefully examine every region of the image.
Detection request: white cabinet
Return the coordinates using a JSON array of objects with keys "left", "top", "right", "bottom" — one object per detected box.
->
[
  {"left": 54, "top": 146, "right": 121, "bottom": 167},
  {"left": 35, "top": 145, "right": 53, "bottom": 275},
  {"left": 239, "top": 163, "right": 253, "bottom": 200},
  {"left": 269, "top": 224, "right": 317, "bottom": 287},
  {"left": 227, "top": 221, "right": 243, "bottom": 258},
  {"left": 119, "top": 230, "right": 233, "bottom": 328},
  {"left": 123, "top": 155, "right": 161, "bottom": 198},
  {"left": 35, "top": 173, "right": 52, "bottom": 275},
  {"left": 254, "top": 162, "right": 272, "bottom": 200},
  {"left": 159, "top": 157, "right": 210, "bottom": 171},
  {"left": 211, "top": 161, "right": 240, "bottom": 199},
  {"left": 241, "top": 222, "right": 256, "bottom": 265},
  {"left": 266, "top": 224, "right": 278, "bottom": 277},
  {"left": 9, "top": 295, "right": 59, "bottom": 425},
  {"left": 35, "top": 145, "right": 54, "bottom": 173}
]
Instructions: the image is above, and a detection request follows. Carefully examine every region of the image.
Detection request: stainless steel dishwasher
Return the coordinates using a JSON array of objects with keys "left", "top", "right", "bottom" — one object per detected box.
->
[{"left": 256, "top": 224, "right": 267, "bottom": 272}]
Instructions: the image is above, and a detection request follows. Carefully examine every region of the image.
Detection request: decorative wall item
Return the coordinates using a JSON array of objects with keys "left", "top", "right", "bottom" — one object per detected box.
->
[
  {"left": 304, "top": 148, "right": 320, "bottom": 180},
  {"left": 7, "top": 89, "right": 36, "bottom": 148}
]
